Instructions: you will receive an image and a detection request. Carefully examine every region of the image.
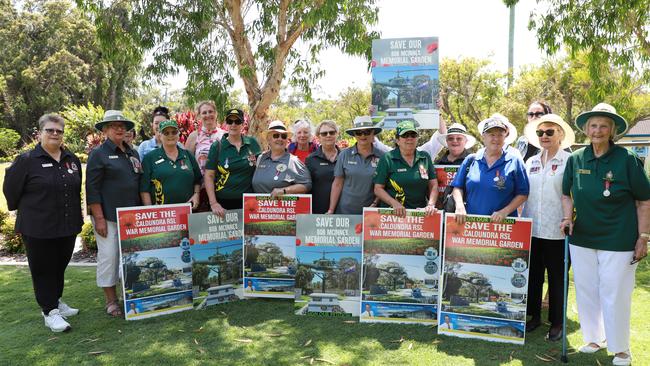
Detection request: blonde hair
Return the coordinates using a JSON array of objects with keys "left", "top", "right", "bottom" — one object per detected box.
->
[
  {"left": 315, "top": 120, "right": 338, "bottom": 135},
  {"left": 195, "top": 100, "right": 217, "bottom": 115}
]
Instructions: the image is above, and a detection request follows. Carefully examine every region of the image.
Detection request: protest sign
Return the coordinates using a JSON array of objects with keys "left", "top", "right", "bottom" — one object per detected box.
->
[
  {"left": 439, "top": 214, "right": 532, "bottom": 344},
  {"left": 188, "top": 210, "right": 243, "bottom": 309},
  {"left": 117, "top": 203, "right": 193, "bottom": 320},
  {"left": 434, "top": 165, "right": 460, "bottom": 209},
  {"left": 294, "top": 214, "right": 363, "bottom": 317},
  {"left": 371, "top": 36, "right": 440, "bottom": 129},
  {"left": 242, "top": 194, "right": 311, "bottom": 299},
  {"left": 361, "top": 208, "right": 442, "bottom": 325}
]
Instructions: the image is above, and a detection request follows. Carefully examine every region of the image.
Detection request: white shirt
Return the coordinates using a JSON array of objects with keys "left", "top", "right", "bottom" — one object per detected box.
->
[{"left": 522, "top": 149, "right": 570, "bottom": 240}]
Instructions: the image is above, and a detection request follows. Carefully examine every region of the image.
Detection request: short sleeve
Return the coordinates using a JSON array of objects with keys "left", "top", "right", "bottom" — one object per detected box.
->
[
  {"left": 188, "top": 152, "right": 203, "bottom": 185},
  {"left": 291, "top": 157, "right": 312, "bottom": 191},
  {"left": 249, "top": 137, "right": 262, "bottom": 156},
  {"left": 333, "top": 150, "right": 346, "bottom": 177},
  {"left": 425, "top": 154, "right": 435, "bottom": 179},
  {"left": 372, "top": 155, "right": 390, "bottom": 185},
  {"left": 85, "top": 148, "right": 105, "bottom": 205},
  {"left": 562, "top": 155, "right": 574, "bottom": 196},
  {"left": 451, "top": 155, "right": 473, "bottom": 188},
  {"left": 139, "top": 153, "right": 153, "bottom": 193},
  {"left": 513, "top": 158, "right": 530, "bottom": 196},
  {"left": 628, "top": 154, "right": 650, "bottom": 201},
  {"left": 205, "top": 140, "right": 220, "bottom": 171}
]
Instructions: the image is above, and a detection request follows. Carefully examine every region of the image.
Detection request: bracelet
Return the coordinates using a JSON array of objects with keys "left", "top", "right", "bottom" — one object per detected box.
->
[
  {"left": 640, "top": 233, "right": 650, "bottom": 239},
  {"left": 561, "top": 217, "right": 571, "bottom": 221}
]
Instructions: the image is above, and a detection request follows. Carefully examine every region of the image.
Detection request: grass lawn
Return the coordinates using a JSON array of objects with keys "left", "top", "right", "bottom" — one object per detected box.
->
[{"left": 1, "top": 264, "right": 649, "bottom": 366}]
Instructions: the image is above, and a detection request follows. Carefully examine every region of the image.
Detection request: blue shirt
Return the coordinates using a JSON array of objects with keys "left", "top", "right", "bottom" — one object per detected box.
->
[
  {"left": 138, "top": 137, "right": 158, "bottom": 160},
  {"left": 451, "top": 148, "right": 529, "bottom": 216}
]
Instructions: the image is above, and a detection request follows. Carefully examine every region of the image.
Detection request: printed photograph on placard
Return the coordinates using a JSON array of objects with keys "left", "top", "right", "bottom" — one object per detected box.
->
[
  {"left": 188, "top": 210, "right": 244, "bottom": 309},
  {"left": 361, "top": 208, "right": 443, "bottom": 324},
  {"left": 294, "top": 214, "right": 363, "bottom": 317},
  {"left": 439, "top": 214, "right": 532, "bottom": 344}
]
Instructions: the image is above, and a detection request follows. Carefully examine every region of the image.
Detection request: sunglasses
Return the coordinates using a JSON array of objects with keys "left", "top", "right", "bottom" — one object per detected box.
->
[
  {"left": 527, "top": 111, "right": 546, "bottom": 118},
  {"left": 401, "top": 131, "right": 419, "bottom": 139},
  {"left": 535, "top": 129, "right": 556, "bottom": 137},
  {"left": 319, "top": 130, "right": 337, "bottom": 137},
  {"left": 631, "top": 257, "right": 642, "bottom": 265},
  {"left": 353, "top": 130, "right": 373, "bottom": 136},
  {"left": 162, "top": 129, "right": 179, "bottom": 136},
  {"left": 44, "top": 128, "right": 64, "bottom": 135},
  {"left": 271, "top": 133, "right": 288, "bottom": 139},
  {"left": 226, "top": 118, "right": 243, "bottom": 125}
]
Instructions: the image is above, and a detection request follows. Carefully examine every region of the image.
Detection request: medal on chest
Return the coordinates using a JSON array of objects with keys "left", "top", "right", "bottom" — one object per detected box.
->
[
  {"left": 418, "top": 164, "right": 429, "bottom": 179},
  {"left": 274, "top": 163, "right": 287, "bottom": 180},
  {"left": 247, "top": 152, "right": 256, "bottom": 167},
  {"left": 493, "top": 170, "right": 506, "bottom": 190},
  {"left": 65, "top": 162, "right": 73, "bottom": 174},
  {"left": 223, "top": 157, "right": 229, "bottom": 169},
  {"left": 603, "top": 170, "right": 614, "bottom": 197},
  {"left": 180, "top": 159, "right": 189, "bottom": 170},
  {"left": 550, "top": 163, "right": 559, "bottom": 176},
  {"left": 371, "top": 157, "right": 378, "bottom": 168}
]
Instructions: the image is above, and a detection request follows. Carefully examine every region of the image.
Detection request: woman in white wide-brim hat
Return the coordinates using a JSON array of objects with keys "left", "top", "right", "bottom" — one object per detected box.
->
[
  {"left": 434, "top": 123, "right": 477, "bottom": 165},
  {"left": 521, "top": 114, "right": 574, "bottom": 341},
  {"left": 251, "top": 120, "right": 311, "bottom": 197},
  {"left": 560, "top": 103, "right": 650, "bottom": 366}
]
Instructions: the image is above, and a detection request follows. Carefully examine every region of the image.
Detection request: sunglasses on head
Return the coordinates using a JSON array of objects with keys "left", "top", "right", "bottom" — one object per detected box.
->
[
  {"left": 272, "top": 133, "right": 288, "bottom": 139},
  {"left": 226, "top": 118, "right": 243, "bottom": 125},
  {"left": 353, "top": 129, "right": 372, "bottom": 136},
  {"left": 319, "top": 130, "right": 336, "bottom": 137},
  {"left": 535, "top": 129, "right": 556, "bottom": 137},
  {"left": 401, "top": 131, "right": 419, "bottom": 139},
  {"left": 527, "top": 111, "right": 546, "bottom": 118},
  {"left": 44, "top": 128, "right": 64, "bottom": 135}
]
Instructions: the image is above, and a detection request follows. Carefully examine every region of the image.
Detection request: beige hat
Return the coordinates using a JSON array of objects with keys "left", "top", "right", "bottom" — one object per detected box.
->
[
  {"left": 345, "top": 116, "right": 383, "bottom": 136},
  {"left": 575, "top": 102, "right": 628, "bottom": 137},
  {"left": 523, "top": 114, "right": 575, "bottom": 149},
  {"left": 262, "top": 120, "right": 293, "bottom": 139},
  {"left": 477, "top": 113, "right": 518, "bottom": 145},
  {"left": 96, "top": 110, "right": 135, "bottom": 131},
  {"left": 437, "top": 123, "right": 477, "bottom": 149}
]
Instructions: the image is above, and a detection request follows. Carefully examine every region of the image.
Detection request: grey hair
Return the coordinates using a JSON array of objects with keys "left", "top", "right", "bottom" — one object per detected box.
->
[
  {"left": 583, "top": 115, "right": 616, "bottom": 141},
  {"left": 38, "top": 113, "right": 65, "bottom": 130},
  {"left": 315, "top": 120, "right": 339, "bottom": 135},
  {"left": 291, "top": 119, "right": 313, "bottom": 142}
]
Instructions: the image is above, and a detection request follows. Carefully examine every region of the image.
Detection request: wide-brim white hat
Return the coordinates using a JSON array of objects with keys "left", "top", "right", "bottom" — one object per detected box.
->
[
  {"left": 262, "top": 120, "right": 293, "bottom": 139},
  {"left": 436, "top": 123, "right": 477, "bottom": 149},
  {"left": 477, "top": 114, "right": 518, "bottom": 145},
  {"left": 523, "top": 114, "right": 575, "bottom": 150}
]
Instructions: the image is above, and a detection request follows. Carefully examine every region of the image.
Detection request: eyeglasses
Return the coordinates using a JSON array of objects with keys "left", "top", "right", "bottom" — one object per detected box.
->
[
  {"left": 353, "top": 130, "right": 372, "bottom": 136},
  {"left": 162, "top": 129, "right": 179, "bottom": 136},
  {"left": 271, "top": 133, "right": 288, "bottom": 139},
  {"left": 319, "top": 130, "right": 337, "bottom": 137},
  {"left": 44, "top": 128, "right": 64, "bottom": 135},
  {"left": 527, "top": 111, "right": 545, "bottom": 118},
  {"left": 535, "top": 129, "right": 556, "bottom": 137},
  {"left": 401, "top": 132, "right": 419, "bottom": 139},
  {"left": 107, "top": 123, "right": 127, "bottom": 130},
  {"left": 226, "top": 118, "right": 243, "bottom": 125}
]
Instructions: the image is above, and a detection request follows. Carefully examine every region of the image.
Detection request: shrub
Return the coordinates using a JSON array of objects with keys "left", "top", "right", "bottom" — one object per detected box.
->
[
  {"left": 80, "top": 221, "right": 97, "bottom": 251},
  {"left": 0, "top": 128, "right": 21, "bottom": 156},
  {"left": 60, "top": 103, "right": 105, "bottom": 154},
  {"left": 0, "top": 214, "right": 24, "bottom": 254}
]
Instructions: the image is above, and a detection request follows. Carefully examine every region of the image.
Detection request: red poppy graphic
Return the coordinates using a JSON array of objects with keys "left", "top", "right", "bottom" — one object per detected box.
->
[
  {"left": 121, "top": 213, "right": 136, "bottom": 230},
  {"left": 370, "top": 60, "right": 377, "bottom": 67},
  {"left": 296, "top": 238, "right": 302, "bottom": 246},
  {"left": 355, "top": 223, "right": 363, "bottom": 235},
  {"left": 189, "top": 238, "right": 195, "bottom": 245},
  {"left": 307, "top": 242, "right": 315, "bottom": 247},
  {"left": 244, "top": 198, "right": 258, "bottom": 215},
  {"left": 426, "top": 42, "right": 438, "bottom": 53}
]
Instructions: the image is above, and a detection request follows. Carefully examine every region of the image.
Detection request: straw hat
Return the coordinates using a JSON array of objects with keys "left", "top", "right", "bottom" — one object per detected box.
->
[
  {"left": 523, "top": 114, "right": 575, "bottom": 149},
  {"left": 262, "top": 120, "right": 293, "bottom": 139}
]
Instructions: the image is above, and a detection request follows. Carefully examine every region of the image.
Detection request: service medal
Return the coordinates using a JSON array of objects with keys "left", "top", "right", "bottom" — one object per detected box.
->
[{"left": 224, "top": 157, "right": 229, "bottom": 169}]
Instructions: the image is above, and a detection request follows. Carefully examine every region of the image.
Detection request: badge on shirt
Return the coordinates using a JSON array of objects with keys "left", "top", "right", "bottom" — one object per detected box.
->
[
  {"left": 397, "top": 168, "right": 407, "bottom": 172},
  {"left": 155, "top": 158, "right": 164, "bottom": 165},
  {"left": 371, "top": 157, "right": 379, "bottom": 168},
  {"left": 180, "top": 159, "right": 189, "bottom": 170},
  {"left": 577, "top": 169, "right": 591, "bottom": 175},
  {"left": 319, "top": 162, "right": 329, "bottom": 166},
  {"left": 493, "top": 170, "right": 506, "bottom": 190},
  {"left": 109, "top": 155, "right": 119, "bottom": 159},
  {"left": 42, "top": 163, "right": 53, "bottom": 168},
  {"left": 247, "top": 153, "right": 256, "bottom": 167},
  {"left": 347, "top": 160, "right": 358, "bottom": 165},
  {"left": 71, "top": 162, "right": 79, "bottom": 172},
  {"left": 130, "top": 156, "right": 143, "bottom": 174},
  {"left": 418, "top": 164, "right": 429, "bottom": 179},
  {"left": 529, "top": 166, "right": 541, "bottom": 174}
]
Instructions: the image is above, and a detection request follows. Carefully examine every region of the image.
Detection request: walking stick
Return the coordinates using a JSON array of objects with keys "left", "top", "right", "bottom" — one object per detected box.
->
[{"left": 561, "top": 226, "right": 570, "bottom": 363}]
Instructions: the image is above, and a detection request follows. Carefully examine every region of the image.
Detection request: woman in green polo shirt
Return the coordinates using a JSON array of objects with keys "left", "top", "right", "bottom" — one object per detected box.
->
[
  {"left": 204, "top": 108, "right": 261, "bottom": 216},
  {"left": 140, "top": 120, "right": 202, "bottom": 208},
  {"left": 373, "top": 120, "right": 438, "bottom": 217},
  {"left": 560, "top": 103, "right": 650, "bottom": 366}
]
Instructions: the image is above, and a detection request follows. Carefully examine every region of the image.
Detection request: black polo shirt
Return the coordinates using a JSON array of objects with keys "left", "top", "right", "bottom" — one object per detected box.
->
[
  {"left": 305, "top": 146, "right": 340, "bottom": 214},
  {"left": 86, "top": 139, "right": 142, "bottom": 222},
  {"left": 3, "top": 144, "right": 83, "bottom": 238}
]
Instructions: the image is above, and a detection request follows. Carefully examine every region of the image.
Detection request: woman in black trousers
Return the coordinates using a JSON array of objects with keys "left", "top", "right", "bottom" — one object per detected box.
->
[{"left": 3, "top": 113, "right": 83, "bottom": 332}]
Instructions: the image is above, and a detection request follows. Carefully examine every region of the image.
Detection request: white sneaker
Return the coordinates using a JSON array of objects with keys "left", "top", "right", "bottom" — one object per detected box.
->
[
  {"left": 579, "top": 341, "right": 607, "bottom": 353},
  {"left": 58, "top": 299, "right": 79, "bottom": 317},
  {"left": 612, "top": 351, "right": 632, "bottom": 366},
  {"left": 42, "top": 309, "right": 71, "bottom": 332}
]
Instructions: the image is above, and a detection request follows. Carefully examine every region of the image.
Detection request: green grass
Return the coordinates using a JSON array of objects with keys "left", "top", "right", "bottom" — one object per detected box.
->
[{"left": 1, "top": 264, "right": 649, "bottom": 365}]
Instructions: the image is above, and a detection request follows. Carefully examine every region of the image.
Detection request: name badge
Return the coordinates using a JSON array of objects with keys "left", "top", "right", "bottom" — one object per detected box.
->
[
  {"left": 41, "top": 163, "right": 53, "bottom": 168},
  {"left": 529, "top": 167, "right": 540, "bottom": 174},
  {"left": 155, "top": 159, "right": 164, "bottom": 165},
  {"left": 577, "top": 169, "right": 591, "bottom": 174},
  {"left": 109, "top": 155, "right": 119, "bottom": 159},
  {"left": 347, "top": 160, "right": 357, "bottom": 165},
  {"left": 397, "top": 168, "right": 407, "bottom": 172},
  {"left": 319, "top": 163, "right": 329, "bottom": 166}
]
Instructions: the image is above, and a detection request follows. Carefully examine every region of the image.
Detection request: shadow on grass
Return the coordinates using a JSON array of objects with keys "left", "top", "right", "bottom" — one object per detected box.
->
[{"left": 1, "top": 265, "right": 649, "bottom": 366}]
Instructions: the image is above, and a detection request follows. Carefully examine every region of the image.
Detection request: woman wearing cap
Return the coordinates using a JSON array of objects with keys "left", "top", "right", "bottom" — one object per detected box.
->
[
  {"left": 560, "top": 103, "right": 650, "bottom": 366},
  {"left": 288, "top": 119, "right": 318, "bottom": 163},
  {"left": 3, "top": 114, "right": 82, "bottom": 332},
  {"left": 252, "top": 120, "right": 311, "bottom": 196},
  {"left": 86, "top": 110, "right": 142, "bottom": 317},
  {"left": 433, "top": 123, "right": 477, "bottom": 165},
  {"left": 327, "top": 117, "right": 387, "bottom": 214},
  {"left": 140, "top": 120, "right": 202, "bottom": 208},
  {"left": 138, "top": 106, "right": 170, "bottom": 159},
  {"left": 305, "top": 120, "right": 340, "bottom": 214},
  {"left": 204, "top": 109, "right": 261, "bottom": 215},
  {"left": 373, "top": 120, "right": 438, "bottom": 217},
  {"left": 451, "top": 115, "right": 529, "bottom": 224},
  {"left": 520, "top": 114, "right": 575, "bottom": 340}
]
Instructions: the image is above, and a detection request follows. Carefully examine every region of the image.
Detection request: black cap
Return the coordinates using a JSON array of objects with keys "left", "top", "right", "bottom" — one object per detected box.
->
[{"left": 225, "top": 108, "right": 244, "bottom": 122}]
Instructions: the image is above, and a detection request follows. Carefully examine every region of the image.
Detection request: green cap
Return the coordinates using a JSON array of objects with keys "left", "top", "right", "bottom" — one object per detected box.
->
[
  {"left": 396, "top": 120, "right": 418, "bottom": 137},
  {"left": 159, "top": 119, "right": 178, "bottom": 131}
]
